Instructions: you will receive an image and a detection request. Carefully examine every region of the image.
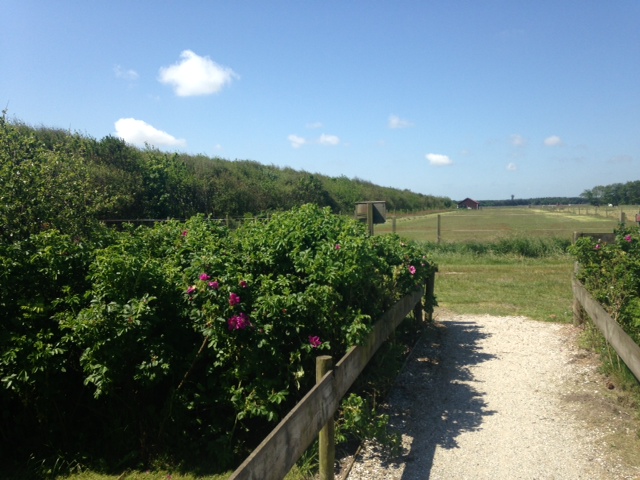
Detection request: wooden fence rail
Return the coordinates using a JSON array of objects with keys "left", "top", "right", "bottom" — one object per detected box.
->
[
  {"left": 229, "top": 276, "right": 433, "bottom": 480},
  {"left": 572, "top": 277, "right": 640, "bottom": 382},
  {"left": 572, "top": 230, "right": 640, "bottom": 382}
]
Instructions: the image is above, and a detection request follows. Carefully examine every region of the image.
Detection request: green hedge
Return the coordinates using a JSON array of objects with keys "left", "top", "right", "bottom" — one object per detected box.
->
[
  {"left": 570, "top": 225, "right": 640, "bottom": 343},
  {"left": 0, "top": 204, "right": 436, "bottom": 474}
]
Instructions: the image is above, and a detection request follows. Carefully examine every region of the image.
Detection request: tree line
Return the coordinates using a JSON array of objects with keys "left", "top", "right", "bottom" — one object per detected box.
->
[
  {"left": 1, "top": 113, "right": 452, "bottom": 243},
  {"left": 478, "top": 197, "right": 588, "bottom": 207},
  {"left": 580, "top": 181, "right": 640, "bottom": 206}
]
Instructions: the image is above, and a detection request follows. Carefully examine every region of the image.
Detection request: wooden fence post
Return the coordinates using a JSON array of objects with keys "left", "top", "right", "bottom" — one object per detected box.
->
[
  {"left": 425, "top": 270, "right": 436, "bottom": 322},
  {"left": 413, "top": 294, "right": 423, "bottom": 323},
  {"left": 392, "top": 216, "right": 397, "bottom": 234},
  {"left": 572, "top": 262, "right": 585, "bottom": 326},
  {"left": 317, "top": 356, "right": 334, "bottom": 480},
  {"left": 437, "top": 214, "right": 441, "bottom": 244}
]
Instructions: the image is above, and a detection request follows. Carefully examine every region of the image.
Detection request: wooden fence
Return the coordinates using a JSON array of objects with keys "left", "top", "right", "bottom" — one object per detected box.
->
[
  {"left": 229, "top": 273, "right": 435, "bottom": 480},
  {"left": 572, "top": 230, "right": 640, "bottom": 381},
  {"left": 572, "top": 277, "right": 640, "bottom": 381}
]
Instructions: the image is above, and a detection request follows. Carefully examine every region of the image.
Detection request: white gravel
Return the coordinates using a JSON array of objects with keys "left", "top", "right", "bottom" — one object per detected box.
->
[{"left": 346, "top": 313, "right": 640, "bottom": 480}]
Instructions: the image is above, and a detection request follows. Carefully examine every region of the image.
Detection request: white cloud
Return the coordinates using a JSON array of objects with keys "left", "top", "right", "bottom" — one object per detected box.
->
[
  {"left": 318, "top": 134, "right": 340, "bottom": 146},
  {"left": 511, "top": 134, "right": 526, "bottom": 147},
  {"left": 507, "top": 162, "right": 517, "bottom": 171},
  {"left": 114, "top": 65, "right": 139, "bottom": 81},
  {"left": 288, "top": 134, "right": 306, "bottom": 149},
  {"left": 158, "top": 50, "right": 238, "bottom": 97},
  {"left": 388, "top": 114, "right": 413, "bottom": 129},
  {"left": 115, "top": 118, "right": 186, "bottom": 148},
  {"left": 426, "top": 153, "right": 453, "bottom": 166},
  {"left": 288, "top": 133, "right": 341, "bottom": 148},
  {"left": 544, "top": 135, "right": 563, "bottom": 147}
]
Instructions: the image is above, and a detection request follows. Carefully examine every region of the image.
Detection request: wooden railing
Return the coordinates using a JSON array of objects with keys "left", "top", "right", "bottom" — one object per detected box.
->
[
  {"left": 572, "top": 230, "right": 640, "bottom": 381},
  {"left": 573, "top": 274, "right": 640, "bottom": 382},
  {"left": 229, "top": 273, "right": 435, "bottom": 480}
]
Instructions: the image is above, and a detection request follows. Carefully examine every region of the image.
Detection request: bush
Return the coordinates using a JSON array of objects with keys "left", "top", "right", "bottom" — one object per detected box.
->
[
  {"left": 570, "top": 225, "right": 640, "bottom": 342},
  {"left": 1, "top": 205, "right": 436, "bottom": 474}
]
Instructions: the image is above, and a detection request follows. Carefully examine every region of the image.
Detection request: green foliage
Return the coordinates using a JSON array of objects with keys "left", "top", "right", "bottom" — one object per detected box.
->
[
  {"left": 0, "top": 112, "right": 442, "bottom": 474},
  {"left": 479, "top": 196, "right": 587, "bottom": 207},
  {"left": 423, "top": 236, "right": 571, "bottom": 258},
  {"left": 2, "top": 115, "right": 452, "bottom": 226},
  {"left": 581, "top": 181, "right": 640, "bottom": 206},
  {"left": 570, "top": 225, "right": 640, "bottom": 341},
  {"left": 0, "top": 112, "right": 102, "bottom": 242},
  {"left": 335, "top": 393, "right": 401, "bottom": 455},
  {"left": 0, "top": 205, "right": 436, "bottom": 475}
]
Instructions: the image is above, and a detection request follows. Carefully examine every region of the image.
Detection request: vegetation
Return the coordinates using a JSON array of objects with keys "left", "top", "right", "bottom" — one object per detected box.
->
[
  {"left": 580, "top": 180, "right": 640, "bottom": 206},
  {"left": 0, "top": 203, "right": 436, "bottom": 477},
  {"left": 4, "top": 114, "right": 452, "bottom": 223},
  {"left": 476, "top": 178, "right": 640, "bottom": 208},
  {"left": 376, "top": 207, "right": 623, "bottom": 243},
  {"left": 4, "top": 110, "right": 639, "bottom": 479},
  {"left": 417, "top": 237, "right": 574, "bottom": 322},
  {"left": 570, "top": 225, "right": 640, "bottom": 343},
  {"left": 478, "top": 196, "right": 587, "bottom": 207}
]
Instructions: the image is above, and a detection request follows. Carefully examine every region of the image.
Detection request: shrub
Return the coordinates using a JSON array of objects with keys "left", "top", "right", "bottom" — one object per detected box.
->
[
  {"left": 570, "top": 225, "right": 640, "bottom": 342},
  {"left": 1, "top": 205, "right": 436, "bottom": 473}
]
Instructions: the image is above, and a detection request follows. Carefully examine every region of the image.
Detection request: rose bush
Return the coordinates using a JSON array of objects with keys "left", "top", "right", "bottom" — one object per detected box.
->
[
  {"left": 1, "top": 204, "right": 436, "bottom": 472},
  {"left": 570, "top": 224, "right": 640, "bottom": 342}
]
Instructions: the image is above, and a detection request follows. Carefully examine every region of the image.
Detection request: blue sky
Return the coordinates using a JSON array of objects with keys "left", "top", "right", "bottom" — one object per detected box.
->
[{"left": 2, "top": 1, "right": 639, "bottom": 201}]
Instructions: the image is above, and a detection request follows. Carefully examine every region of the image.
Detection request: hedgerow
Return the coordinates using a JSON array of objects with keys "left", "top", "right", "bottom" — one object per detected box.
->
[
  {"left": 0, "top": 204, "right": 436, "bottom": 474},
  {"left": 570, "top": 225, "right": 640, "bottom": 343}
]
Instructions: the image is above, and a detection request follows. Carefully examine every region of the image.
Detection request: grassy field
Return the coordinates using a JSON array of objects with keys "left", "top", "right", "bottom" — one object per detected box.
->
[
  {"left": 431, "top": 253, "right": 574, "bottom": 322},
  {"left": 376, "top": 206, "right": 636, "bottom": 243},
  {"left": 375, "top": 207, "right": 619, "bottom": 322}
]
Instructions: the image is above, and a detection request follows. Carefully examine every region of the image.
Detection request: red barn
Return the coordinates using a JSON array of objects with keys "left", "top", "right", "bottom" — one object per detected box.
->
[{"left": 457, "top": 198, "right": 480, "bottom": 210}]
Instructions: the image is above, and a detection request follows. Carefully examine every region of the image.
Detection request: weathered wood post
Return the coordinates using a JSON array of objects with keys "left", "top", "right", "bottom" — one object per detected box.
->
[
  {"left": 392, "top": 216, "right": 397, "bottom": 234},
  {"left": 413, "top": 292, "right": 423, "bottom": 323},
  {"left": 317, "top": 356, "right": 334, "bottom": 480},
  {"left": 437, "top": 214, "right": 441, "bottom": 244},
  {"left": 425, "top": 270, "right": 436, "bottom": 322},
  {"left": 571, "top": 237, "right": 585, "bottom": 326},
  {"left": 621, "top": 211, "right": 626, "bottom": 224}
]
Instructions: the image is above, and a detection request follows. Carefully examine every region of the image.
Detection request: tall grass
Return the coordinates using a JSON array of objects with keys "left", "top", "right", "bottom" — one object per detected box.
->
[{"left": 423, "top": 235, "right": 571, "bottom": 258}]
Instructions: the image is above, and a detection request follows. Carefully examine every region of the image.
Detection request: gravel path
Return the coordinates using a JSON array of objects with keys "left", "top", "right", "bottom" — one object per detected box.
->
[{"left": 346, "top": 313, "right": 640, "bottom": 480}]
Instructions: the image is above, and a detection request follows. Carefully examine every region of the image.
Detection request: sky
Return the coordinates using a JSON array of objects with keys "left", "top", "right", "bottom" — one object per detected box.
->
[{"left": 1, "top": 1, "right": 639, "bottom": 201}]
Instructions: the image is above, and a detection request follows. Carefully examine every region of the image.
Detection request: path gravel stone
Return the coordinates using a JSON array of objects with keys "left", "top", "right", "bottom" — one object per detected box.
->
[{"left": 346, "top": 313, "right": 640, "bottom": 480}]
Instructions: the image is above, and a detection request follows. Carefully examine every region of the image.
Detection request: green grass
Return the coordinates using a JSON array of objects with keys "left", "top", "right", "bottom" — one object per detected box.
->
[
  {"left": 431, "top": 252, "right": 574, "bottom": 322},
  {"left": 376, "top": 206, "right": 629, "bottom": 242},
  {"left": 375, "top": 207, "right": 620, "bottom": 322}
]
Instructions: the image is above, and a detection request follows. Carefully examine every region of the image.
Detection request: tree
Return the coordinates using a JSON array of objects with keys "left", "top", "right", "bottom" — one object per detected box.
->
[{"left": 0, "top": 112, "right": 100, "bottom": 242}]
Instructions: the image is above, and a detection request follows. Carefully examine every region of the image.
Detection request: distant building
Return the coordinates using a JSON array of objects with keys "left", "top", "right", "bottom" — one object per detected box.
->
[{"left": 457, "top": 198, "right": 480, "bottom": 210}]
